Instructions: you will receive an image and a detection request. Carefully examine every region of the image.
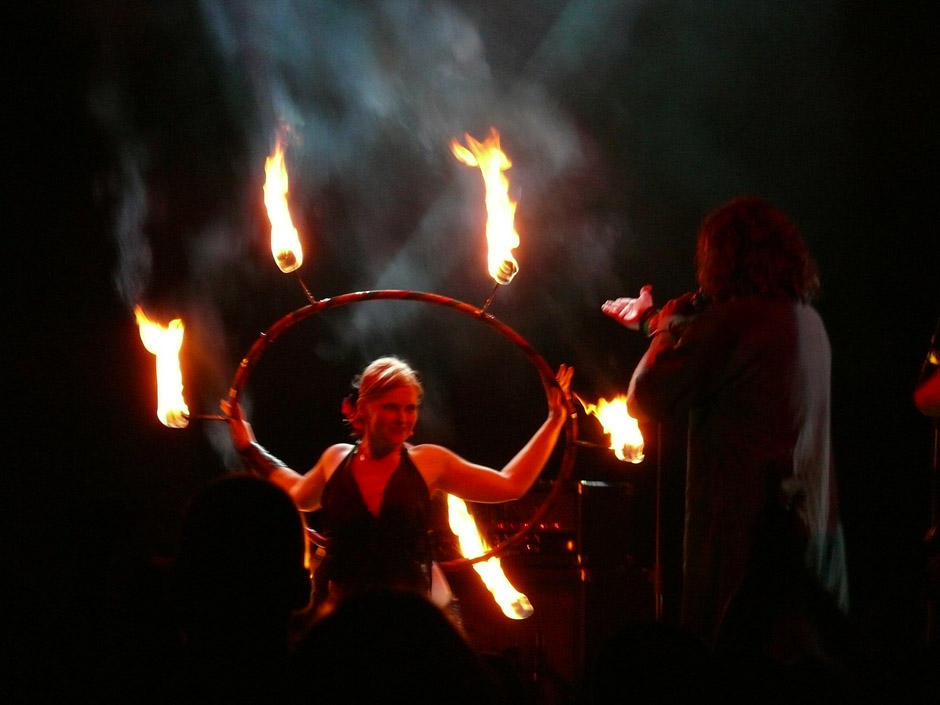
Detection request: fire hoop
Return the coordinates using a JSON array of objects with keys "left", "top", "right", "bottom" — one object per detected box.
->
[{"left": 225, "top": 289, "right": 579, "bottom": 569}]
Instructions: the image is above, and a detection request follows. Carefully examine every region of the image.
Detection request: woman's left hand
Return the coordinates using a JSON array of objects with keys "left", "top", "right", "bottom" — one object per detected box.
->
[{"left": 548, "top": 364, "right": 575, "bottom": 419}]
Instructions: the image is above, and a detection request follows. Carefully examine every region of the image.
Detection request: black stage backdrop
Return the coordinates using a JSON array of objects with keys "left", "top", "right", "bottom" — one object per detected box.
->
[{"left": 7, "top": 0, "right": 939, "bottom": 694}]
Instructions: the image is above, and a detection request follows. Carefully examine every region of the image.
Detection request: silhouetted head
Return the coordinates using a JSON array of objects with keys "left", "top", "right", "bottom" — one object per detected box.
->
[
  {"left": 696, "top": 195, "right": 820, "bottom": 304},
  {"left": 173, "top": 473, "right": 311, "bottom": 636},
  {"left": 589, "top": 621, "right": 714, "bottom": 704},
  {"left": 295, "top": 590, "right": 504, "bottom": 704}
]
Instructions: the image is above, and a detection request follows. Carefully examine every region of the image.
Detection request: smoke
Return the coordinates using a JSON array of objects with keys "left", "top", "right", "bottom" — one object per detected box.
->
[
  {"left": 109, "top": 144, "right": 152, "bottom": 308},
  {"left": 89, "top": 0, "right": 648, "bottom": 464}
]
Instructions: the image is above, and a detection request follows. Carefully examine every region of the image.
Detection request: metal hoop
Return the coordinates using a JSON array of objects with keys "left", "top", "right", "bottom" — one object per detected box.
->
[{"left": 225, "top": 289, "right": 578, "bottom": 569}]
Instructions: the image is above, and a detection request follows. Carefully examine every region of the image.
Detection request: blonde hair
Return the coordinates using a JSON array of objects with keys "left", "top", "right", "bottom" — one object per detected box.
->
[{"left": 342, "top": 357, "right": 423, "bottom": 437}]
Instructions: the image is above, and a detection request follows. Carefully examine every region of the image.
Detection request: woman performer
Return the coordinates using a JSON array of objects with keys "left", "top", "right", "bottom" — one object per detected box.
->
[{"left": 227, "top": 356, "right": 573, "bottom": 614}]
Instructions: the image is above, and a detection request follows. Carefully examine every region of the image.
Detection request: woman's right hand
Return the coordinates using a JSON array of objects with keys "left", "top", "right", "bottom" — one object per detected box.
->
[{"left": 220, "top": 400, "right": 256, "bottom": 452}]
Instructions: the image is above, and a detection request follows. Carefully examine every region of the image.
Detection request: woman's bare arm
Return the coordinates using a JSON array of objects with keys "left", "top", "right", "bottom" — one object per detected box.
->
[{"left": 416, "top": 365, "right": 573, "bottom": 502}]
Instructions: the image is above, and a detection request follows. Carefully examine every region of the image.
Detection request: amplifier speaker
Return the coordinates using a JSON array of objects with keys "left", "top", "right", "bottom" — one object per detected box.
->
[
  {"left": 577, "top": 479, "right": 657, "bottom": 680},
  {"left": 450, "top": 479, "right": 657, "bottom": 696}
]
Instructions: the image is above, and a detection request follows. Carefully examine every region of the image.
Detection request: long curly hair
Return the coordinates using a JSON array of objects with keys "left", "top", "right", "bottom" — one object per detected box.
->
[
  {"left": 695, "top": 195, "right": 820, "bottom": 304},
  {"left": 341, "top": 357, "right": 424, "bottom": 438}
]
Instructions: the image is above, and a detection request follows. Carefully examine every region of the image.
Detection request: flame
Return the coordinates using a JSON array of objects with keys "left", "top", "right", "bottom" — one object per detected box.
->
[
  {"left": 263, "top": 140, "right": 303, "bottom": 273},
  {"left": 135, "top": 306, "right": 189, "bottom": 428},
  {"left": 447, "top": 494, "right": 533, "bottom": 620},
  {"left": 451, "top": 128, "right": 520, "bottom": 285},
  {"left": 578, "top": 394, "right": 645, "bottom": 463}
]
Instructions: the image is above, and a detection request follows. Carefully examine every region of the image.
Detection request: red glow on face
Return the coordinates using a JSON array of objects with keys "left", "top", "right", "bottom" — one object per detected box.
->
[{"left": 363, "top": 385, "right": 419, "bottom": 445}]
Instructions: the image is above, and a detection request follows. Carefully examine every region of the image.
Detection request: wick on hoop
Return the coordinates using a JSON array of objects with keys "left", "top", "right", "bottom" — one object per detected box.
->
[
  {"left": 183, "top": 413, "right": 228, "bottom": 422},
  {"left": 297, "top": 274, "right": 317, "bottom": 303},
  {"left": 481, "top": 281, "right": 500, "bottom": 314},
  {"left": 573, "top": 439, "right": 614, "bottom": 450}
]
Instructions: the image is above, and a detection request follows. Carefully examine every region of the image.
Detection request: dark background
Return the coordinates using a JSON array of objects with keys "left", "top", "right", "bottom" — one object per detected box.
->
[{"left": 8, "top": 0, "right": 939, "bottom": 689}]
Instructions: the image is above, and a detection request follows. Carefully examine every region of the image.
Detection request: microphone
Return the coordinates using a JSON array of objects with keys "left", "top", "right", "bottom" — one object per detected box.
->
[
  {"left": 670, "top": 289, "right": 709, "bottom": 316},
  {"left": 640, "top": 289, "right": 708, "bottom": 337}
]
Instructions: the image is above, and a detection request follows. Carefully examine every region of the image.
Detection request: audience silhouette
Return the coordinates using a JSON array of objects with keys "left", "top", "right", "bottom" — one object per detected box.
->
[
  {"left": 291, "top": 588, "right": 512, "bottom": 704},
  {"left": 586, "top": 620, "right": 714, "bottom": 704},
  {"left": 169, "top": 472, "right": 312, "bottom": 702}
]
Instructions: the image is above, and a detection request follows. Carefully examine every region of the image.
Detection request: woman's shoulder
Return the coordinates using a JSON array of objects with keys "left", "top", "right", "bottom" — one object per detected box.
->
[
  {"left": 406, "top": 444, "right": 457, "bottom": 491},
  {"left": 408, "top": 443, "right": 462, "bottom": 473},
  {"left": 318, "top": 443, "right": 355, "bottom": 467},
  {"left": 408, "top": 443, "right": 456, "bottom": 460},
  {"left": 311, "top": 443, "right": 356, "bottom": 484}
]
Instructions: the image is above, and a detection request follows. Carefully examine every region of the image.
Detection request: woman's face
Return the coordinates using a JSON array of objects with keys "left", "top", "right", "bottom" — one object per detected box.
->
[{"left": 361, "top": 384, "right": 419, "bottom": 447}]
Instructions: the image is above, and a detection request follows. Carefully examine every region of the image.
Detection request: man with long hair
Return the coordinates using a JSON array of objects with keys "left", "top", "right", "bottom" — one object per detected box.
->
[{"left": 602, "top": 196, "right": 849, "bottom": 657}]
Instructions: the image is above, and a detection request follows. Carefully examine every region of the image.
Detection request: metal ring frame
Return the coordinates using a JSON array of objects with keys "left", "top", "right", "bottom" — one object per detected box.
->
[{"left": 225, "top": 289, "right": 579, "bottom": 570}]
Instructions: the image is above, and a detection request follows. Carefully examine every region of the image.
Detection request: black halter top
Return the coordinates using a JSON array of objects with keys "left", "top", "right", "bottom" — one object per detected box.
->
[{"left": 318, "top": 445, "right": 433, "bottom": 598}]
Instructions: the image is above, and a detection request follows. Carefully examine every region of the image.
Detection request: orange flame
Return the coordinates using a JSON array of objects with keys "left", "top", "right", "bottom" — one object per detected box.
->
[
  {"left": 447, "top": 494, "right": 533, "bottom": 620},
  {"left": 135, "top": 306, "right": 189, "bottom": 428},
  {"left": 578, "top": 394, "right": 645, "bottom": 463},
  {"left": 263, "top": 140, "right": 303, "bottom": 273},
  {"left": 451, "top": 128, "right": 520, "bottom": 285}
]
